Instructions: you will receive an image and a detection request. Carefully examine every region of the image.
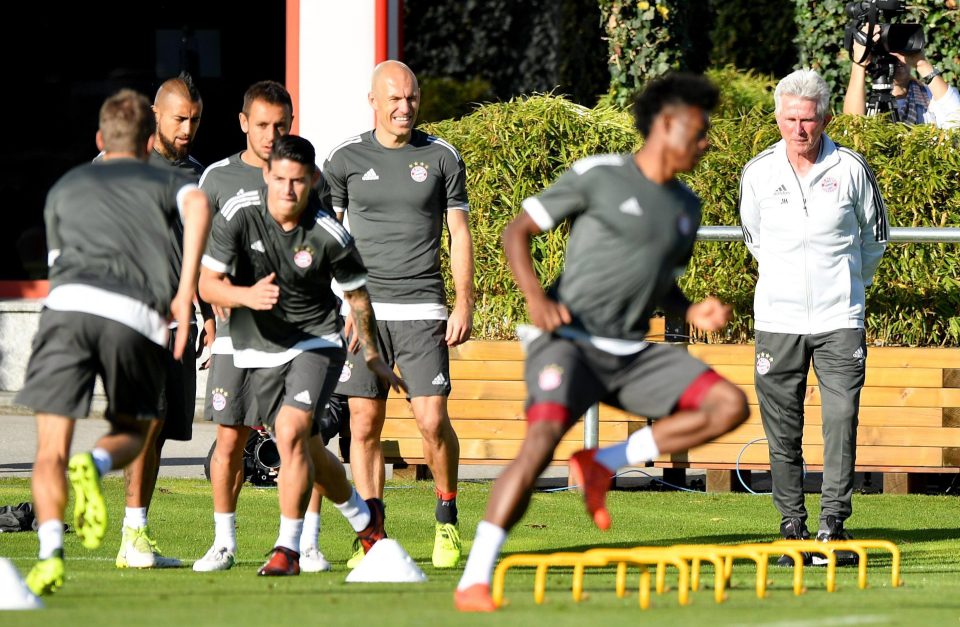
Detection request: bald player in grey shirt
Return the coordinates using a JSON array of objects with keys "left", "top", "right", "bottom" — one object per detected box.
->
[
  {"left": 455, "top": 73, "right": 750, "bottom": 612},
  {"left": 323, "top": 60, "right": 474, "bottom": 570}
]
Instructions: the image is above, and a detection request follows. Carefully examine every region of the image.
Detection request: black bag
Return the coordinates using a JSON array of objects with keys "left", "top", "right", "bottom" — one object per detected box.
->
[{"left": 0, "top": 502, "right": 36, "bottom": 532}]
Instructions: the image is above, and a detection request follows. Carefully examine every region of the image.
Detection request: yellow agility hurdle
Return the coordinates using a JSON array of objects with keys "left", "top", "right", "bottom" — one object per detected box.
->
[
  {"left": 771, "top": 539, "right": 902, "bottom": 591},
  {"left": 575, "top": 547, "right": 691, "bottom": 608},
  {"left": 489, "top": 540, "right": 900, "bottom": 611},
  {"left": 492, "top": 547, "right": 690, "bottom": 609}
]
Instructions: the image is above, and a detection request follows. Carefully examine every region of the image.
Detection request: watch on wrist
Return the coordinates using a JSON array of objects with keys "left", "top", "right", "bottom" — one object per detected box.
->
[{"left": 922, "top": 68, "right": 941, "bottom": 85}]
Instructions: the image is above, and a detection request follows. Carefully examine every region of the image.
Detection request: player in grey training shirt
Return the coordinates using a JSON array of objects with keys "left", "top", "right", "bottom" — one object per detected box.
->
[
  {"left": 200, "top": 134, "right": 402, "bottom": 575},
  {"left": 324, "top": 60, "right": 474, "bottom": 569},
  {"left": 106, "top": 72, "right": 211, "bottom": 571},
  {"left": 455, "top": 74, "right": 750, "bottom": 612},
  {"left": 192, "top": 81, "right": 335, "bottom": 574},
  {"left": 19, "top": 89, "right": 211, "bottom": 596}
]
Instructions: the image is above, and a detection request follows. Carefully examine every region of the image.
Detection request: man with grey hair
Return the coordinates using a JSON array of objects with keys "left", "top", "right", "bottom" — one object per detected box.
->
[{"left": 739, "top": 69, "right": 888, "bottom": 567}]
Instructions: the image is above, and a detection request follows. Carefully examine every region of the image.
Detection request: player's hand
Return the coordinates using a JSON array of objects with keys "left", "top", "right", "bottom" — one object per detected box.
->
[
  {"left": 446, "top": 303, "right": 473, "bottom": 347},
  {"left": 527, "top": 293, "right": 572, "bottom": 332},
  {"left": 245, "top": 272, "right": 280, "bottom": 310},
  {"left": 343, "top": 312, "right": 360, "bottom": 353},
  {"left": 169, "top": 291, "right": 195, "bottom": 360},
  {"left": 366, "top": 355, "right": 407, "bottom": 394},
  {"left": 686, "top": 296, "right": 732, "bottom": 332},
  {"left": 198, "top": 317, "right": 216, "bottom": 370}
]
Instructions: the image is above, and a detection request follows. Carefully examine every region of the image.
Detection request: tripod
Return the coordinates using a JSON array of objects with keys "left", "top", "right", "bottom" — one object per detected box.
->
[{"left": 865, "top": 57, "right": 902, "bottom": 122}]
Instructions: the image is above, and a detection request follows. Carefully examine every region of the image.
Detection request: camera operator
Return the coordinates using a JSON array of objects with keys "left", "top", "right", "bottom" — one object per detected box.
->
[{"left": 843, "top": 30, "right": 960, "bottom": 129}]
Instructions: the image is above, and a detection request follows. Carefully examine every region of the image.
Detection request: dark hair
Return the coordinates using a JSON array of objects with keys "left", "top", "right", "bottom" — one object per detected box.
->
[
  {"left": 268, "top": 135, "right": 316, "bottom": 172},
  {"left": 176, "top": 71, "right": 202, "bottom": 102},
  {"left": 632, "top": 73, "right": 719, "bottom": 138},
  {"left": 242, "top": 80, "right": 293, "bottom": 116},
  {"left": 99, "top": 89, "right": 154, "bottom": 153}
]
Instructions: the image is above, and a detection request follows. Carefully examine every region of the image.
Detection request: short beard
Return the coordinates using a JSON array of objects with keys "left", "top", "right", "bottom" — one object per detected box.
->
[{"left": 158, "top": 132, "right": 189, "bottom": 161}]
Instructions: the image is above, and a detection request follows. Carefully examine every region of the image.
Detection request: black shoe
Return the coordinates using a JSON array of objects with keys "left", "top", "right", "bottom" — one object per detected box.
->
[
  {"left": 813, "top": 515, "right": 858, "bottom": 566},
  {"left": 776, "top": 518, "right": 812, "bottom": 567}
]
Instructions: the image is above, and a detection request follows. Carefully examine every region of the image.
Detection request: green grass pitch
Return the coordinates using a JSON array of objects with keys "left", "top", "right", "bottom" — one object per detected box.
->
[{"left": 2, "top": 477, "right": 959, "bottom": 626}]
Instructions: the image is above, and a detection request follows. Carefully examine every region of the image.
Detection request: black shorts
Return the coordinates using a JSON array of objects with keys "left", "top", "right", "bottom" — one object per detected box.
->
[
  {"left": 335, "top": 319, "right": 450, "bottom": 399},
  {"left": 205, "top": 352, "right": 260, "bottom": 427},
  {"left": 158, "top": 324, "right": 197, "bottom": 441},
  {"left": 252, "top": 348, "right": 345, "bottom": 433},
  {"left": 524, "top": 334, "right": 714, "bottom": 428},
  {"left": 15, "top": 309, "right": 167, "bottom": 421}
]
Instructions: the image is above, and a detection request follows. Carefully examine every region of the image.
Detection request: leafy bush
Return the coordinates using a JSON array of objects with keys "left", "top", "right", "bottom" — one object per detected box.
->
[
  {"left": 600, "top": 1, "right": 709, "bottom": 107},
  {"left": 422, "top": 94, "right": 960, "bottom": 346}
]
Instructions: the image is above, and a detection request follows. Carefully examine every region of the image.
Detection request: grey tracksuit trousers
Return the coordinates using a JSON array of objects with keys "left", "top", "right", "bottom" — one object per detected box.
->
[{"left": 754, "top": 328, "right": 866, "bottom": 529}]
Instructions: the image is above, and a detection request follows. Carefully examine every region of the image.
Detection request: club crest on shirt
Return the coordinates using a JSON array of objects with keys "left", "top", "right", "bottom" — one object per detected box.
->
[
  {"left": 821, "top": 176, "right": 838, "bottom": 192},
  {"left": 211, "top": 387, "right": 229, "bottom": 412},
  {"left": 756, "top": 351, "right": 774, "bottom": 376},
  {"left": 538, "top": 364, "right": 564, "bottom": 391},
  {"left": 409, "top": 161, "right": 429, "bottom": 183},
  {"left": 293, "top": 245, "right": 314, "bottom": 269},
  {"left": 677, "top": 213, "right": 693, "bottom": 236},
  {"left": 339, "top": 363, "right": 352, "bottom": 383}
]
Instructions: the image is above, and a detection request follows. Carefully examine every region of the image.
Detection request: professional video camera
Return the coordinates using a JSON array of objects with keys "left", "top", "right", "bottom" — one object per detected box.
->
[{"left": 843, "top": 0, "right": 925, "bottom": 120}]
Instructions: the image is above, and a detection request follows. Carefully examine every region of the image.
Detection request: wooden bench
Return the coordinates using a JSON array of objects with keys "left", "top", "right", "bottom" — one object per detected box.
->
[{"left": 380, "top": 329, "right": 960, "bottom": 494}]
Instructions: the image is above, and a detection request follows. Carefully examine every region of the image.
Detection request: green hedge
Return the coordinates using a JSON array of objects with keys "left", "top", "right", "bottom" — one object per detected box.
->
[
  {"left": 794, "top": 0, "right": 960, "bottom": 98},
  {"left": 422, "top": 94, "right": 960, "bottom": 346}
]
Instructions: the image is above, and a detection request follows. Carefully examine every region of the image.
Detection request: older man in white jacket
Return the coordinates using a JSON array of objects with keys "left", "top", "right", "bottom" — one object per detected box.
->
[{"left": 739, "top": 69, "right": 888, "bottom": 568}]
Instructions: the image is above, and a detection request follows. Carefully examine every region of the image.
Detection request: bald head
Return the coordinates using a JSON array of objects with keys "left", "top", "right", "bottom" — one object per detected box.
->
[
  {"left": 371, "top": 60, "right": 418, "bottom": 92},
  {"left": 369, "top": 61, "right": 420, "bottom": 148},
  {"left": 153, "top": 72, "right": 202, "bottom": 161}
]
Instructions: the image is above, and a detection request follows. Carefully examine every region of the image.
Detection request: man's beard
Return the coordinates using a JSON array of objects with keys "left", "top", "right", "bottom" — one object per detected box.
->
[{"left": 159, "top": 131, "right": 190, "bottom": 161}]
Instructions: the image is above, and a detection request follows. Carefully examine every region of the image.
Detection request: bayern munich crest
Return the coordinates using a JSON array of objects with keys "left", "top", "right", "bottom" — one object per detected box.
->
[
  {"left": 821, "top": 176, "right": 838, "bottom": 192},
  {"left": 339, "top": 363, "right": 352, "bottom": 383},
  {"left": 409, "top": 161, "right": 429, "bottom": 183},
  {"left": 293, "top": 245, "right": 314, "bottom": 269},
  {"left": 756, "top": 351, "right": 774, "bottom": 376},
  {"left": 211, "top": 387, "right": 228, "bottom": 412},
  {"left": 538, "top": 364, "right": 564, "bottom": 391}
]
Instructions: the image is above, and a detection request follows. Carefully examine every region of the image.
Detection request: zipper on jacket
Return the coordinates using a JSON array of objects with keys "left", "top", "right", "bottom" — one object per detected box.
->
[{"left": 789, "top": 166, "right": 812, "bottom": 330}]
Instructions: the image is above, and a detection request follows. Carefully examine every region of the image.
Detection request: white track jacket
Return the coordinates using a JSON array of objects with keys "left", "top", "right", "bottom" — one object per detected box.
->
[{"left": 739, "top": 135, "right": 889, "bottom": 335}]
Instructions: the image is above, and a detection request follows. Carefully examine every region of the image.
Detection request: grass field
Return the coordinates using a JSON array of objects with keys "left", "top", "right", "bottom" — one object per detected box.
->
[{"left": 2, "top": 477, "right": 959, "bottom": 626}]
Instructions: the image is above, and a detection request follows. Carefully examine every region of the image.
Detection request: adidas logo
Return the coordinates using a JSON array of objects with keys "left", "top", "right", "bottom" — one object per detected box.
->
[
  {"left": 619, "top": 197, "right": 643, "bottom": 216},
  {"left": 361, "top": 168, "right": 379, "bottom": 181},
  {"left": 773, "top": 184, "right": 789, "bottom": 196},
  {"left": 293, "top": 390, "right": 312, "bottom": 404},
  {"left": 853, "top": 347, "right": 865, "bottom": 360},
  {"left": 432, "top": 373, "right": 447, "bottom": 386},
  {"left": 250, "top": 240, "right": 265, "bottom": 253}
]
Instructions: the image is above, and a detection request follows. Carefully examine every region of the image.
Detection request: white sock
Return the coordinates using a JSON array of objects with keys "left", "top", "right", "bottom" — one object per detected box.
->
[
  {"left": 275, "top": 516, "right": 303, "bottom": 553},
  {"left": 300, "top": 511, "right": 321, "bottom": 552},
  {"left": 37, "top": 520, "right": 64, "bottom": 559},
  {"left": 594, "top": 442, "right": 628, "bottom": 472},
  {"left": 334, "top": 489, "right": 370, "bottom": 532},
  {"left": 457, "top": 521, "right": 507, "bottom": 590},
  {"left": 625, "top": 426, "right": 660, "bottom": 465},
  {"left": 123, "top": 507, "right": 148, "bottom": 529},
  {"left": 214, "top": 512, "right": 237, "bottom": 551},
  {"left": 91, "top": 448, "right": 112, "bottom": 477}
]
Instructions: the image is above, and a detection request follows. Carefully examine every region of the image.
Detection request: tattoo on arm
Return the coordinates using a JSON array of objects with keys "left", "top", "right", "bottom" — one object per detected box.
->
[{"left": 344, "top": 287, "right": 379, "bottom": 359}]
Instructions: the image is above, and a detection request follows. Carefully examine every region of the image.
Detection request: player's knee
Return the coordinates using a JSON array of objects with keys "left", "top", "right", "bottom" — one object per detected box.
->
[{"left": 706, "top": 382, "right": 749, "bottom": 435}]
